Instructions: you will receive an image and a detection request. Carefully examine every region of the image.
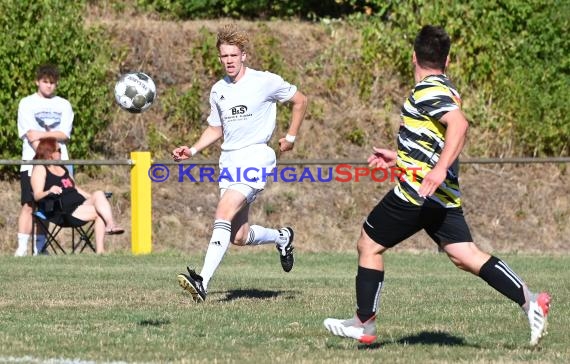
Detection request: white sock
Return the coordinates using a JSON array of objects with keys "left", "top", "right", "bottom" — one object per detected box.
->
[
  {"left": 246, "top": 225, "right": 280, "bottom": 246},
  {"left": 200, "top": 219, "right": 232, "bottom": 289},
  {"left": 34, "top": 235, "right": 47, "bottom": 255},
  {"left": 16, "top": 233, "right": 30, "bottom": 255}
]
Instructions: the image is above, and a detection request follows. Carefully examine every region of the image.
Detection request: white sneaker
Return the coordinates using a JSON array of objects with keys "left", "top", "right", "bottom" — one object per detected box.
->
[
  {"left": 324, "top": 315, "right": 377, "bottom": 344},
  {"left": 528, "top": 292, "right": 551, "bottom": 346},
  {"left": 14, "top": 246, "right": 28, "bottom": 257}
]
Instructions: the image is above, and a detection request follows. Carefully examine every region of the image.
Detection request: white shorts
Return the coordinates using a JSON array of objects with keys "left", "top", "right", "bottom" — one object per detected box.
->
[
  {"left": 220, "top": 184, "right": 259, "bottom": 204},
  {"left": 219, "top": 144, "right": 276, "bottom": 203}
]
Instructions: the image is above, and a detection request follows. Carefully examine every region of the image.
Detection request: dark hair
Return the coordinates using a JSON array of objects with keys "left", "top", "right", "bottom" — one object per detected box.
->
[
  {"left": 36, "top": 64, "right": 60, "bottom": 82},
  {"left": 413, "top": 25, "right": 450, "bottom": 71},
  {"left": 34, "top": 138, "right": 58, "bottom": 160}
]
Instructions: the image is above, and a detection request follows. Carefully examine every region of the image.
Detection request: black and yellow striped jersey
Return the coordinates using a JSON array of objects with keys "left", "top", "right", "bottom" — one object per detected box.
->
[{"left": 394, "top": 74, "right": 462, "bottom": 208}]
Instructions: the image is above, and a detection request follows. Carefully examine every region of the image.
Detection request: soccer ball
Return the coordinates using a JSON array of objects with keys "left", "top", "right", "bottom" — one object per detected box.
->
[{"left": 114, "top": 72, "right": 156, "bottom": 113}]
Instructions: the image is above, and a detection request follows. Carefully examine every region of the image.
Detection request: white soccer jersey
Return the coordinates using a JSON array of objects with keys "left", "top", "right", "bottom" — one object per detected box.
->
[
  {"left": 17, "top": 93, "right": 73, "bottom": 174},
  {"left": 207, "top": 67, "right": 297, "bottom": 151}
]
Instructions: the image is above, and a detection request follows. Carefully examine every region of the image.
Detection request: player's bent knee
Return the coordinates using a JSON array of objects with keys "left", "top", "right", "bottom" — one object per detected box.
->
[
  {"left": 356, "top": 231, "right": 386, "bottom": 256},
  {"left": 444, "top": 242, "right": 487, "bottom": 272},
  {"left": 446, "top": 252, "right": 480, "bottom": 273}
]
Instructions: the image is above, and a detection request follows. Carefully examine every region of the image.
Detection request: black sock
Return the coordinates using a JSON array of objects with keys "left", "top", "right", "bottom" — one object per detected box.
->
[
  {"left": 479, "top": 256, "right": 526, "bottom": 306},
  {"left": 355, "top": 266, "right": 384, "bottom": 322}
]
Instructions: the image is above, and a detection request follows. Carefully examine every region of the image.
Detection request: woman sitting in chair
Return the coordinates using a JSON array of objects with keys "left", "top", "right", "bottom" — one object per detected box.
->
[{"left": 31, "top": 137, "right": 124, "bottom": 254}]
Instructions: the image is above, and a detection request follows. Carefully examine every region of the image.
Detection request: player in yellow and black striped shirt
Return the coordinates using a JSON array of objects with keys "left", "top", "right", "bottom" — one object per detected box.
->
[
  {"left": 396, "top": 73, "right": 462, "bottom": 207},
  {"left": 324, "top": 25, "right": 551, "bottom": 347}
]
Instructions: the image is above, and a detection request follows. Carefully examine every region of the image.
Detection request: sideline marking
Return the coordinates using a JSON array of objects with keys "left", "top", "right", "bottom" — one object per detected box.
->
[{"left": 0, "top": 356, "right": 128, "bottom": 364}]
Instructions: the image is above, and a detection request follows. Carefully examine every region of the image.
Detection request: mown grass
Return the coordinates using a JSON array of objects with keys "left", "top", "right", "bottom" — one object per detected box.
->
[{"left": 0, "top": 251, "right": 568, "bottom": 363}]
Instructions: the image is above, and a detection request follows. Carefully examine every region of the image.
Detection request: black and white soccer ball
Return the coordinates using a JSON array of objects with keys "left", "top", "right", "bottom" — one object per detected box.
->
[{"left": 114, "top": 72, "right": 156, "bottom": 113}]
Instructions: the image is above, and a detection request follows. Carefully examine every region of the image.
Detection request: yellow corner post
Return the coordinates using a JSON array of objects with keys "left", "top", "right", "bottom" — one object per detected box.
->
[{"left": 130, "top": 151, "right": 152, "bottom": 254}]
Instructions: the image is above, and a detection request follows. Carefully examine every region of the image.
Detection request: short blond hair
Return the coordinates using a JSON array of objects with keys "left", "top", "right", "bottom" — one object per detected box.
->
[{"left": 216, "top": 24, "right": 249, "bottom": 53}]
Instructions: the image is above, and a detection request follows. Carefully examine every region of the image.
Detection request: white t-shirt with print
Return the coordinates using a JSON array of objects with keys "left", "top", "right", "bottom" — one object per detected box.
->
[
  {"left": 17, "top": 93, "right": 73, "bottom": 175},
  {"left": 207, "top": 67, "right": 297, "bottom": 151}
]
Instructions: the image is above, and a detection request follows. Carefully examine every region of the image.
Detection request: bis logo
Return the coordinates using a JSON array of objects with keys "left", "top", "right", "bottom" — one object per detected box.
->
[{"left": 230, "top": 105, "right": 247, "bottom": 115}]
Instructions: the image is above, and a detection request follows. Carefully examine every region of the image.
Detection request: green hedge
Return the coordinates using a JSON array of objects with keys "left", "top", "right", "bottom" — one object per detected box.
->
[
  {"left": 135, "top": 0, "right": 374, "bottom": 19},
  {"left": 0, "top": 0, "right": 112, "bottom": 178},
  {"left": 353, "top": 0, "right": 569, "bottom": 156}
]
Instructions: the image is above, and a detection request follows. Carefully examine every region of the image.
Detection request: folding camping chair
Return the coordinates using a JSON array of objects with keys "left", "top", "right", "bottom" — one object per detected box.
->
[
  {"left": 33, "top": 210, "right": 96, "bottom": 254},
  {"left": 32, "top": 192, "right": 113, "bottom": 255}
]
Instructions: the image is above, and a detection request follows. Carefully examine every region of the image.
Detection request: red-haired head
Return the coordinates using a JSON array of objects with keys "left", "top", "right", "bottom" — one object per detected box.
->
[{"left": 33, "top": 138, "right": 60, "bottom": 160}]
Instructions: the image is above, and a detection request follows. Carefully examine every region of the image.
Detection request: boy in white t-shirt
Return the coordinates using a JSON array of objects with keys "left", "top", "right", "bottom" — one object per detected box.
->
[
  {"left": 172, "top": 24, "right": 308, "bottom": 302},
  {"left": 15, "top": 64, "right": 74, "bottom": 256}
]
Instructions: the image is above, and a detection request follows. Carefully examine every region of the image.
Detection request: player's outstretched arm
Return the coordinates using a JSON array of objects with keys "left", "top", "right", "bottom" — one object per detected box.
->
[{"left": 172, "top": 126, "right": 223, "bottom": 161}]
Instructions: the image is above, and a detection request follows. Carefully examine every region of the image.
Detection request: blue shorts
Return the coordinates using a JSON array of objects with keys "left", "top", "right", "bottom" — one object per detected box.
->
[{"left": 363, "top": 189, "right": 473, "bottom": 248}]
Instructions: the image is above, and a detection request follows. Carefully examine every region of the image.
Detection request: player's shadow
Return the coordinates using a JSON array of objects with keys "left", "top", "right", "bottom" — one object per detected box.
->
[
  {"left": 220, "top": 288, "right": 296, "bottom": 302},
  {"left": 138, "top": 318, "right": 171, "bottom": 327},
  {"left": 359, "top": 331, "right": 479, "bottom": 350}
]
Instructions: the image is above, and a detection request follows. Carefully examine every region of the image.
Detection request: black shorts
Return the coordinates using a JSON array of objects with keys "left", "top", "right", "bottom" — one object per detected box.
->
[
  {"left": 363, "top": 189, "right": 473, "bottom": 248},
  {"left": 20, "top": 172, "right": 34, "bottom": 205},
  {"left": 50, "top": 213, "right": 88, "bottom": 227}
]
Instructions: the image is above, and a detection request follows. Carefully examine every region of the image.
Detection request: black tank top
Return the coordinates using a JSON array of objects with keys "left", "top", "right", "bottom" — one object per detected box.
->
[{"left": 39, "top": 166, "right": 86, "bottom": 216}]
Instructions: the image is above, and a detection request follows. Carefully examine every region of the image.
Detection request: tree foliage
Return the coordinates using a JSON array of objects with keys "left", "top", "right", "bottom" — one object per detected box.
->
[
  {"left": 353, "top": 0, "right": 569, "bottom": 156},
  {"left": 135, "top": 0, "right": 374, "bottom": 20}
]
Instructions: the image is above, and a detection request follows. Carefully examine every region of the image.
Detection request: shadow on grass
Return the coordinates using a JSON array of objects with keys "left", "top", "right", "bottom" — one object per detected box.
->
[
  {"left": 220, "top": 288, "right": 296, "bottom": 301},
  {"left": 138, "top": 319, "right": 171, "bottom": 327},
  {"left": 358, "top": 331, "right": 480, "bottom": 350}
]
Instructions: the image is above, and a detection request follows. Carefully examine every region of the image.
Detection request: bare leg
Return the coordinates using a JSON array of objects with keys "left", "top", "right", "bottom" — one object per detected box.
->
[
  {"left": 72, "top": 204, "right": 106, "bottom": 254},
  {"left": 80, "top": 191, "right": 122, "bottom": 231},
  {"left": 91, "top": 191, "right": 117, "bottom": 229},
  {"left": 94, "top": 216, "right": 105, "bottom": 254},
  {"left": 357, "top": 228, "right": 387, "bottom": 270},
  {"left": 18, "top": 203, "right": 33, "bottom": 235},
  {"left": 442, "top": 242, "right": 490, "bottom": 274},
  {"left": 15, "top": 203, "right": 34, "bottom": 255},
  {"left": 230, "top": 204, "right": 250, "bottom": 246}
]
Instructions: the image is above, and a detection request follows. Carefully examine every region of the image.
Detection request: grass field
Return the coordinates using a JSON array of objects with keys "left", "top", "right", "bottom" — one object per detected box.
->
[{"left": 0, "top": 250, "right": 568, "bottom": 363}]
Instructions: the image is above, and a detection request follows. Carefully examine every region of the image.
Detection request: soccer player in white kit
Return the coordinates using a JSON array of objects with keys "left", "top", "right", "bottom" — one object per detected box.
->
[{"left": 172, "top": 24, "right": 307, "bottom": 302}]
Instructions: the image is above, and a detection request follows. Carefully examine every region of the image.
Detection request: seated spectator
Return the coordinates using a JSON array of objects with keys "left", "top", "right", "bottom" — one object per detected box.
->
[{"left": 30, "top": 138, "right": 124, "bottom": 254}]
